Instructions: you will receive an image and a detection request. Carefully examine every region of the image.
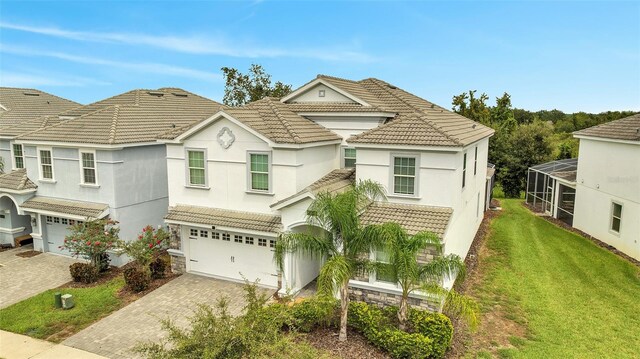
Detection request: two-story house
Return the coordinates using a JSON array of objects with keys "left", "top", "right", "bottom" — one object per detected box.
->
[
  {"left": 1, "top": 88, "right": 221, "bottom": 263},
  {"left": 162, "top": 75, "right": 494, "bottom": 308},
  {"left": 0, "top": 87, "right": 80, "bottom": 245}
]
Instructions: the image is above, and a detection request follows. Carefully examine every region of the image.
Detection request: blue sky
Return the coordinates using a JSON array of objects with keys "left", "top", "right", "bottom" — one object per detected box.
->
[{"left": 0, "top": 1, "right": 638, "bottom": 113}]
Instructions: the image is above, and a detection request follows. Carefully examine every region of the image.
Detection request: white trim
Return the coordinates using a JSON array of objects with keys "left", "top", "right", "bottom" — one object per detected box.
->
[
  {"left": 0, "top": 187, "right": 37, "bottom": 195},
  {"left": 79, "top": 149, "right": 98, "bottom": 186},
  {"left": 14, "top": 140, "right": 161, "bottom": 150},
  {"left": 164, "top": 219, "right": 279, "bottom": 238},
  {"left": 281, "top": 78, "right": 372, "bottom": 106},
  {"left": 348, "top": 142, "right": 462, "bottom": 152},
  {"left": 36, "top": 147, "right": 55, "bottom": 181},
  {"left": 247, "top": 150, "right": 273, "bottom": 194},
  {"left": 270, "top": 192, "right": 314, "bottom": 210},
  {"left": 23, "top": 208, "right": 109, "bottom": 221},
  {"left": 574, "top": 134, "right": 640, "bottom": 146},
  {"left": 389, "top": 152, "right": 420, "bottom": 197},
  {"left": 185, "top": 147, "right": 208, "bottom": 188},
  {"left": 0, "top": 226, "right": 26, "bottom": 234}
]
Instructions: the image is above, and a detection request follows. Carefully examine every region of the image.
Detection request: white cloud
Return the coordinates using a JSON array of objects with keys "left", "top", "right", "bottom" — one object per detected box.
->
[
  {"left": 0, "top": 72, "right": 110, "bottom": 87},
  {"left": 0, "top": 21, "right": 377, "bottom": 63},
  {"left": 0, "top": 44, "right": 222, "bottom": 82}
]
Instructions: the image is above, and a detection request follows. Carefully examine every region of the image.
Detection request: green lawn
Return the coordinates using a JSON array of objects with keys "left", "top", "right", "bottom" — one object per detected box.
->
[
  {"left": 0, "top": 277, "right": 125, "bottom": 342},
  {"left": 470, "top": 199, "right": 640, "bottom": 358}
]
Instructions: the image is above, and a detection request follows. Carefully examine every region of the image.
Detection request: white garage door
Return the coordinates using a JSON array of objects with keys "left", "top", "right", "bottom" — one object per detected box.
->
[
  {"left": 187, "top": 227, "right": 278, "bottom": 288},
  {"left": 44, "top": 215, "right": 76, "bottom": 256}
]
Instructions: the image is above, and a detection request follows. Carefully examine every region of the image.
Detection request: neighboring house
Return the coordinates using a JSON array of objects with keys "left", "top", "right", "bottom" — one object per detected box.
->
[
  {"left": 0, "top": 87, "right": 221, "bottom": 263},
  {"left": 526, "top": 114, "right": 640, "bottom": 261},
  {"left": 0, "top": 88, "right": 80, "bottom": 245},
  {"left": 161, "top": 75, "right": 494, "bottom": 309}
]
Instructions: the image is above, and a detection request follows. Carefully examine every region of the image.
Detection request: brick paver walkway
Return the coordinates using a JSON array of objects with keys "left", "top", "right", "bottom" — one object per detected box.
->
[
  {"left": 63, "top": 274, "right": 272, "bottom": 359},
  {"left": 0, "top": 246, "right": 76, "bottom": 309}
]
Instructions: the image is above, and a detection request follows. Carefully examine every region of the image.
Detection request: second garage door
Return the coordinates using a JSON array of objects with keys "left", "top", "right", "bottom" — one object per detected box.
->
[{"left": 187, "top": 227, "right": 278, "bottom": 288}]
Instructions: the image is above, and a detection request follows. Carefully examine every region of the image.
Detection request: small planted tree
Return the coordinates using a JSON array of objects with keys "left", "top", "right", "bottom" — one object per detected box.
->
[
  {"left": 62, "top": 218, "right": 120, "bottom": 273},
  {"left": 122, "top": 225, "right": 170, "bottom": 291},
  {"left": 376, "top": 223, "right": 479, "bottom": 330}
]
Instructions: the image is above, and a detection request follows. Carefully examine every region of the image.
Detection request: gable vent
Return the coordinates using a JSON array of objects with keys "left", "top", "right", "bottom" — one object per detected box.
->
[
  {"left": 172, "top": 92, "right": 188, "bottom": 97},
  {"left": 23, "top": 92, "right": 40, "bottom": 96},
  {"left": 147, "top": 91, "right": 165, "bottom": 97}
]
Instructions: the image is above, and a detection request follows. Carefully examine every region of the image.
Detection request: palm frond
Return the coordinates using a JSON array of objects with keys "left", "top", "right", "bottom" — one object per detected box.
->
[
  {"left": 443, "top": 289, "right": 480, "bottom": 330},
  {"left": 317, "top": 255, "right": 352, "bottom": 296},
  {"left": 419, "top": 254, "right": 466, "bottom": 283},
  {"left": 274, "top": 232, "right": 335, "bottom": 271}
]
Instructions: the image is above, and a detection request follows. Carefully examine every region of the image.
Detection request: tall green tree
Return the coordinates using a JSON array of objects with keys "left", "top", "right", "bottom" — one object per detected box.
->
[
  {"left": 274, "top": 180, "right": 389, "bottom": 342},
  {"left": 375, "top": 224, "right": 478, "bottom": 331},
  {"left": 221, "top": 64, "right": 292, "bottom": 106},
  {"left": 452, "top": 90, "right": 490, "bottom": 125}
]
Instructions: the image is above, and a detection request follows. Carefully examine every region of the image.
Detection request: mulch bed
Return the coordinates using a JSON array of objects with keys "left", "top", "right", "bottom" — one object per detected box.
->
[
  {"left": 522, "top": 202, "right": 640, "bottom": 267},
  {"left": 15, "top": 250, "right": 42, "bottom": 258},
  {"left": 301, "top": 327, "right": 390, "bottom": 359}
]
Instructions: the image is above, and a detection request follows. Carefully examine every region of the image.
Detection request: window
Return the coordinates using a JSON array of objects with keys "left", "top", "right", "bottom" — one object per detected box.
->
[
  {"left": 200, "top": 230, "right": 208, "bottom": 238},
  {"left": 343, "top": 147, "right": 356, "bottom": 168},
  {"left": 393, "top": 156, "right": 416, "bottom": 195},
  {"left": 269, "top": 239, "right": 276, "bottom": 248},
  {"left": 46, "top": 216, "right": 53, "bottom": 224},
  {"left": 258, "top": 238, "right": 267, "bottom": 247},
  {"left": 245, "top": 237, "right": 254, "bottom": 245},
  {"left": 611, "top": 202, "right": 623, "bottom": 233},
  {"left": 187, "top": 150, "right": 206, "bottom": 186},
  {"left": 81, "top": 151, "right": 97, "bottom": 184},
  {"left": 234, "top": 235, "right": 243, "bottom": 243},
  {"left": 39, "top": 149, "right": 53, "bottom": 180},
  {"left": 190, "top": 228, "right": 198, "bottom": 237},
  {"left": 61, "top": 218, "right": 68, "bottom": 225},
  {"left": 77, "top": 221, "right": 84, "bottom": 225},
  {"left": 462, "top": 152, "right": 467, "bottom": 188},
  {"left": 13, "top": 144, "right": 24, "bottom": 169},
  {"left": 375, "top": 249, "right": 396, "bottom": 284},
  {"left": 249, "top": 153, "right": 270, "bottom": 191},
  {"left": 54, "top": 217, "right": 60, "bottom": 224},
  {"left": 222, "top": 233, "right": 230, "bottom": 241},
  {"left": 474, "top": 147, "right": 478, "bottom": 176},
  {"left": 212, "top": 232, "right": 220, "bottom": 240},
  {"left": 69, "top": 220, "right": 76, "bottom": 226}
]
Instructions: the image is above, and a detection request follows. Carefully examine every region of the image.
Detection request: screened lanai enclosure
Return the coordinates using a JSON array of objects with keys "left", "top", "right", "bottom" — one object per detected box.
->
[{"left": 526, "top": 158, "right": 577, "bottom": 225}]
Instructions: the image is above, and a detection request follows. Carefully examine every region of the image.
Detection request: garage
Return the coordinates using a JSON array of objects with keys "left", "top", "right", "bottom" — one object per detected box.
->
[
  {"left": 43, "top": 215, "right": 77, "bottom": 255},
  {"left": 186, "top": 226, "right": 279, "bottom": 288}
]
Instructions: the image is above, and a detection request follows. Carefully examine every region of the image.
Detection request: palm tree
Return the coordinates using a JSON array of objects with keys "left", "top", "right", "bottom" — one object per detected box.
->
[
  {"left": 377, "top": 223, "right": 479, "bottom": 330},
  {"left": 274, "top": 180, "right": 388, "bottom": 342}
]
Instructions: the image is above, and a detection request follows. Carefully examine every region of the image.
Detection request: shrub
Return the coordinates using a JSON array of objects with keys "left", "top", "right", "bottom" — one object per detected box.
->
[
  {"left": 69, "top": 262, "right": 99, "bottom": 284},
  {"left": 123, "top": 267, "right": 151, "bottom": 292},
  {"left": 61, "top": 218, "right": 121, "bottom": 270},
  {"left": 408, "top": 309, "right": 454, "bottom": 358},
  {"left": 289, "top": 296, "right": 338, "bottom": 332},
  {"left": 124, "top": 226, "right": 170, "bottom": 271},
  {"left": 149, "top": 256, "right": 167, "bottom": 279}
]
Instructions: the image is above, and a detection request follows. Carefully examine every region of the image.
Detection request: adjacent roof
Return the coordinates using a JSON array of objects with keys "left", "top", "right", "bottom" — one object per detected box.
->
[
  {"left": 360, "top": 202, "right": 453, "bottom": 238},
  {"left": 0, "top": 116, "right": 66, "bottom": 138},
  {"left": 16, "top": 88, "right": 222, "bottom": 145},
  {"left": 286, "top": 75, "right": 494, "bottom": 147},
  {"left": 0, "top": 87, "right": 80, "bottom": 135},
  {"left": 165, "top": 205, "right": 282, "bottom": 233},
  {"left": 160, "top": 97, "right": 341, "bottom": 145},
  {"left": 529, "top": 158, "right": 578, "bottom": 184},
  {"left": 0, "top": 169, "right": 37, "bottom": 191},
  {"left": 271, "top": 168, "right": 355, "bottom": 208},
  {"left": 574, "top": 113, "right": 640, "bottom": 142},
  {"left": 21, "top": 196, "right": 109, "bottom": 218}
]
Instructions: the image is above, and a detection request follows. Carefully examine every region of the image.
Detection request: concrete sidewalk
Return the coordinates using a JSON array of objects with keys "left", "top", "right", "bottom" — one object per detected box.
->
[{"left": 0, "top": 330, "right": 108, "bottom": 359}]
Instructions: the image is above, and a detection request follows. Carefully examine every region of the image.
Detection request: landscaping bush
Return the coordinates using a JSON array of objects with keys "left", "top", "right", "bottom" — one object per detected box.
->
[
  {"left": 61, "top": 218, "right": 121, "bottom": 270},
  {"left": 408, "top": 308, "right": 454, "bottom": 358},
  {"left": 289, "top": 296, "right": 338, "bottom": 332},
  {"left": 149, "top": 256, "right": 167, "bottom": 279},
  {"left": 69, "top": 262, "right": 99, "bottom": 284},
  {"left": 123, "top": 267, "right": 151, "bottom": 292}
]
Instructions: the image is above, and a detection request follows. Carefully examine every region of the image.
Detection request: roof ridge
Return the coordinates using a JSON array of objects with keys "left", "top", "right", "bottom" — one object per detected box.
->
[
  {"left": 108, "top": 105, "right": 120, "bottom": 144},
  {"left": 316, "top": 74, "right": 360, "bottom": 83},
  {"left": 265, "top": 98, "right": 302, "bottom": 143},
  {"left": 17, "top": 168, "right": 29, "bottom": 190}
]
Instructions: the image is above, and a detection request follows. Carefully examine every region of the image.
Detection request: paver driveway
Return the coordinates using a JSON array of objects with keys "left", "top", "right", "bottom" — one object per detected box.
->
[
  {"left": 63, "top": 273, "right": 273, "bottom": 359},
  {"left": 0, "top": 246, "right": 76, "bottom": 309}
]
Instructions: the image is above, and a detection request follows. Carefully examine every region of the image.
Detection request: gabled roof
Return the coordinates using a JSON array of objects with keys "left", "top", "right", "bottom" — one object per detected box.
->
[
  {"left": 360, "top": 202, "right": 453, "bottom": 238},
  {"left": 0, "top": 169, "right": 37, "bottom": 192},
  {"left": 573, "top": 113, "right": 640, "bottom": 142},
  {"left": 165, "top": 205, "right": 282, "bottom": 234},
  {"left": 21, "top": 196, "right": 109, "bottom": 219},
  {"left": 285, "top": 75, "right": 494, "bottom": 147},
  {"left": 271, "top": 168, "right": 355, "bottom": 209},
  {"left": 0, "top": 87, "right": 80, "bottom": 133},
  {"left": 159, "top": 97, "right": 341, "bottom": 145},
  {"left": 16, "top": 88, "right": 222, "bottom": 145}
]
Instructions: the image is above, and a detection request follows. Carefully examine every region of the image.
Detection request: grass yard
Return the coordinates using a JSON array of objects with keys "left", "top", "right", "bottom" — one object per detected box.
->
[
  {"left": 0, "top": 277, "right": 124, "bottom": 343},
  {"left": 465, "top": 199, "right": 640, "bottom": 358}
]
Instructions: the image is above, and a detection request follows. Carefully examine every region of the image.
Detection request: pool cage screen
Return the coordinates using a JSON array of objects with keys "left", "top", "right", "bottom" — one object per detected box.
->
[{"left": 526, "top": 158, "right": 577, "bottom": 226}]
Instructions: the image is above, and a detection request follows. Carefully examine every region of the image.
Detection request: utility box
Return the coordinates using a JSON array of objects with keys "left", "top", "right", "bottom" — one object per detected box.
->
[
  {"left": 54, "top": 292, "right": 62, "bottom": 309},
  {"left": 61, "top": 294, "right": 75, "bottom": 309}
]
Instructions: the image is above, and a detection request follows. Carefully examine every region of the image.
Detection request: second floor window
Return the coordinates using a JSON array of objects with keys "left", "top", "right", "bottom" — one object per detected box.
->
[
  {"left": 249, "top": 153, "right": 270, "bottom": 192},
  {"left": 393, "top": 156, "right": 416, "bottom": 195},
  {"left": 13, "top": 144, "right": 24, "bottom": 169},
  {"left": 187, "top": 150, "right": 206, "bottom": 186},
  {"left": 343, "top": 147, "right": 356, "bottom": 168},
  {"left": 462, "top": 152, "right": 467, "bottom": 189},
  {"left": 474, "top": 147, "right": 478, "bottom": 176},
  {"left": 39, "top": 149, "right": 53, "bottom": 180},
  {"left": 81, "top": 152, "right": 96, "bottom": 184}
]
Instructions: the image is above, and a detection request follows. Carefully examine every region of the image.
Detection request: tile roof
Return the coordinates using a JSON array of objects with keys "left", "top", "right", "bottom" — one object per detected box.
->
[
  {"left": 165, "top": 205, "right": 282, "bottom": 233},
  {"left": 21, "top": 196, "right": 109, "bottom": 218},
  {"left": 0, "top": 116, "right": 66, "bottom": 137},
  {"left": 360, "top": 202, "right": 453, "bottom": 238},
  {"left": 16, "top": 88, "right": 222, "bottom": 145},
  {"left": 160, "top": 97, "right": 341, "bottom": 144},
  {"left": 0, "top": 87, "right": 80, "bottom": 136},
  {"left": 573, "top": 113, "right": 640, "bottom": 142},
  {"left": 291, "top": 76, "right": 494, "bottom": 147},
  {"left": 0, "top": 169, "right": 37, "bottom": 191},
  {"left": 285, "top": 103, "right": 387, "bottom": 113},
  {"left": 271, "top": 168, "right": 355, "bottom": 208}
]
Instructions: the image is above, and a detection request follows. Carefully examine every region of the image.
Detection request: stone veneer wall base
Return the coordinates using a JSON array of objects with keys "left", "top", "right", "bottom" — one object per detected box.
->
[
  {"left": 168, "top": 223, "right": 186, "bottom": 274},
  {"left": 348, "top": 286, "right": 440, "bottom": 312}
]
